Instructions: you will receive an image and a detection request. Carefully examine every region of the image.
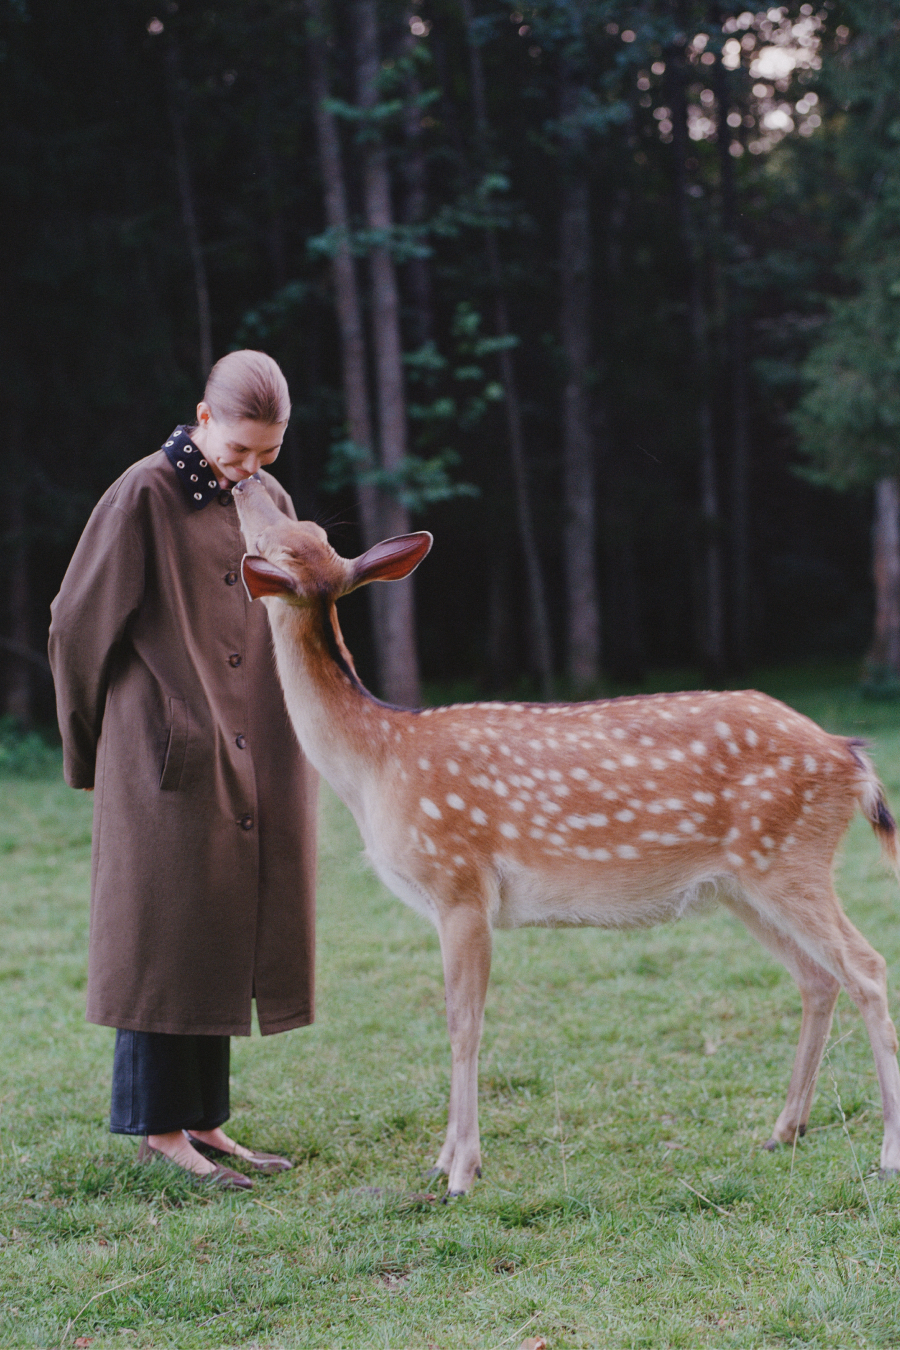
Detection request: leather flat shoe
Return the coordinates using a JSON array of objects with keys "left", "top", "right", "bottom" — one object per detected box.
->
[
  {"left": 137, "top": 1136, "right": 254, "bottom": 1191},
  {"left": 186, "top": 1133, "right": 293, "bottom": 1174}
]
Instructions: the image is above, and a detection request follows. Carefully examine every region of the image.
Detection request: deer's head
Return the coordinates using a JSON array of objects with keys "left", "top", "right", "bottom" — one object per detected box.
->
[{"left": 233, "top": 475, "right": 433, "bottom": 605}]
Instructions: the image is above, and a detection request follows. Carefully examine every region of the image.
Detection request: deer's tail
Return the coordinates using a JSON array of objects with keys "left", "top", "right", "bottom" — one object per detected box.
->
[{"left": 848, "top": 739, "right": 900, "bottom": 879}]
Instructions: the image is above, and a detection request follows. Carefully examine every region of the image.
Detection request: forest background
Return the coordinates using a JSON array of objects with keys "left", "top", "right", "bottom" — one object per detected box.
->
[{"left": 3, "top": 0, "right": 899, "bottom": 718}]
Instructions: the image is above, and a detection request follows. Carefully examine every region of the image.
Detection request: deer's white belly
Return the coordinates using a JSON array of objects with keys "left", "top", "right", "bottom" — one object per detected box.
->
[{"left": 491, "top": 859, "right": 724, "bottom": 931}]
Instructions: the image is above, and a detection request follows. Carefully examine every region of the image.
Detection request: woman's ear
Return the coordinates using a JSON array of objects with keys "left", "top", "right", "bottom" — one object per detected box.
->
[{"left": 196, "top": 400, "right": 212, "bottom": 427}]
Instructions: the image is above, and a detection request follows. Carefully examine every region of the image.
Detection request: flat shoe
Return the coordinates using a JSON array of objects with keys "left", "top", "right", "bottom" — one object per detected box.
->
[
  {"left": 186, "top": 1133, "right": 293, "bottom": 1174},
  {"left": 137, "top": 1136, "right": 254, "bottom": 1191}
]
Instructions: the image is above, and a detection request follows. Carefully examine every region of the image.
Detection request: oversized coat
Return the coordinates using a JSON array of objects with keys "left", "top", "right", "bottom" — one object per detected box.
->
[{"left": 48, "top": 431, "right": 317, "bottom": 1037}]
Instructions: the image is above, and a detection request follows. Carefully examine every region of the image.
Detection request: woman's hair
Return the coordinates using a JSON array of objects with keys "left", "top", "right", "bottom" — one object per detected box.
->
[{"left": 203, "top": 350, "right": 291, "bottom": 425}]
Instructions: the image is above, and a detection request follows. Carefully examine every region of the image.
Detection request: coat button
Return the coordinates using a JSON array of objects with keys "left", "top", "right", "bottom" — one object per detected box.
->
[
  {"left": 224, "top": 572, "right": 238, "bottom": 586},
  {"left": 236, "top": 734, "right": 247, "bottom": 749},
  {"left": 228, "top": 653, "right": 242, "bottom": 667},
  {"left": 239, "top": 814, "right": 254, "bottom": 830},
  {"left": 218, "top": 490, "right": 233, "bottom": 506}
]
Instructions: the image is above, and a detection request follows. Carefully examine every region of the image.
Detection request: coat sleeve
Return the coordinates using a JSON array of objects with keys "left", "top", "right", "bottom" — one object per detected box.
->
[{"left": 48, "top": 500, "right": 145, "bottom": 789}]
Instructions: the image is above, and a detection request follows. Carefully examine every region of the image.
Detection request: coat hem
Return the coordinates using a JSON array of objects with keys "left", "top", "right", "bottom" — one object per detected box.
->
[
  {"left": 257, "top": 1009, "right": 314, "bottom": 1036},
  {"left": 88, "top": 1011, "right": 253, "bottom": 1037},
  {"left": 86, "top": 1008, "right": 314, "bottom": 1037}
]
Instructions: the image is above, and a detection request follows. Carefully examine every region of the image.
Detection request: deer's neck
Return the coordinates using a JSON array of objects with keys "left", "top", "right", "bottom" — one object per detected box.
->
[{"left": 265, "top": 595, "right": 401, "bottom": 814}]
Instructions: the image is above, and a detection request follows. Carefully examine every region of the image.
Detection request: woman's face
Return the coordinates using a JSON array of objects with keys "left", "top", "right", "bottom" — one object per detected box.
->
[{"left": 193, "top": 404, "right": 285, "bottom": 487}]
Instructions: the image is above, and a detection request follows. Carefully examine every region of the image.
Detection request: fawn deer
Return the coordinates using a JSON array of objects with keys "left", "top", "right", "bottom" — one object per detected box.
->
[{"left": 234, "top": 476, "right": 900, "bottom": 1196}]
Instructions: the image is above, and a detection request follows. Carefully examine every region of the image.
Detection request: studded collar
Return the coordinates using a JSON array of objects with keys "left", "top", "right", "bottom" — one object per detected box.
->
[{"left": 161, "top": 425, "right": 225, "bottom": 510}]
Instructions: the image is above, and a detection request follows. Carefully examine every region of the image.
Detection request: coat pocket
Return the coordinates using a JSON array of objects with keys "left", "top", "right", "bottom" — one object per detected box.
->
[{"left": 159, "top": 697, "right": 189, "bottom": 791}]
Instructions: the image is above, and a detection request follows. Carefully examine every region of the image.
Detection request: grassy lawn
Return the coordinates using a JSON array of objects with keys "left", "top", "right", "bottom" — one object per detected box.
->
[{"left": 2, "top": 671, "right": 900, "bottom": 1348}]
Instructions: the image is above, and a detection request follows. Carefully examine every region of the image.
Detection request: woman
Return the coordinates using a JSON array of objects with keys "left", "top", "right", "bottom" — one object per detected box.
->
[{"left": 49, "top": 350, "right": 317, "bottom": 1190}]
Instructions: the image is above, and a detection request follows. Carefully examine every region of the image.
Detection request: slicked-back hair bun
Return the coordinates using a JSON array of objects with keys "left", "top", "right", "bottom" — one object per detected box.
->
[{"left": 203, "top": 350, "right": 291, "bottom": 425}]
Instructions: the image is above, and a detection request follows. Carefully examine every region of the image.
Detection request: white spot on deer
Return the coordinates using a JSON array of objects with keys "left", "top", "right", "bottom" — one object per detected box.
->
[
  {"left": 650, "top": 757, "right": 666, "bottom": 771},
  {"left": 587, "top": 813, "right": 608, "bottom": 827},
  {"left": 529, "top": 827, "right": 544, "bottom": 840},
  {"left": 446, "top": 760, "right": 460, "bottom": 775},
  {"left": 715, "top": 721, "right": 732, "bottom": 739},
  {"left": 745, "top": 728, "right": 758, "bottom": 747},
  {"left": 751, "top": 851, "right": 771, "bottom": 872},
  {"left": 548, "top": 832, "right": 565, "bottom": 846},
  {"left": 669, "top": 749, "right": 686, "bottom": 762},
  {"left": 659, "top": 833, "right": 681, "bottom": 846},
  {"left": 690, "top": 741, "right": 706, "bottom": 756},
  {"left": 570, "top": 767, "right": 589, "bottom": 781},
  {"left": 693, "top": 791, "right": 716, "bottom": 805},
  {"left": 615, "top": 809, "right": 636, "bottom": 823},
  {"left": 760, "top": 790, "right": 773, "bottom": 802},
  {"left": 420, "top": 798, "right": 441, "bottom": 820},
  {"left": 500, "top": 744, "right": 511, "bottom": 756},
  {"left": 418, "top": 757, "right": 431, "bottom": 771},
  {"left": 726, "top": 851, "right": 744, "bottom": 867},
  {"left": 664, "top": 798, "right": 684, "bottom": 810},
  {"left": 511, "top": 800, "right": 526, "bottom": 813},
  {"left": 804, "top": 755, "right": 818, "bottom": 773},
  {"left": 617, "top": 845, "right": 639, "bottom": 859},
  {"left": 640, "top": 830, "right": 660, "bottom": 842},
  {"left": 761, "top": 835, "right": 775, "bottom": 850},
  {"left": 446, "top": 793, "right": 465, "bottom": 811},
  {"left": 601, "top": 758, "right": 618, "bottom": 771},
  {"left": 471, "top": 807, "right": 488, "bottom": 826},
  {"left": 646, "top": 802, "right": 664, "bottom": 815},
  {"left": 722, "top": 788, "right": 734, "bottom": 800},
  {"left": 611, "top": 728, "right": 626, "bottom": 740},
  {"left": 750, "top": 817, "right": 761, "bottom": 831},
  {"left": 678, "top": 819, "right": 696, "bottom": 834},
  {"left": 621, "top": 754, "right": 639, "bottom": 768},
  {"left": 741, "top": 774, "right": 758, "bottom": 787},
  {"left": 779, "top": 756, "right": 793, "bottom": 771},
  {"left": 499, "top": 822, "right": 519, "bottom": 839},
  {"left": 724, "top": 826, "right": 740, "bottom": 844},
  {"left": 532, "top": 814, "right": 548, "bottom": 828},
  {"left": 493, "top": 780, "right": 509, "bottom": 797},
  {"left": 783, "top": 834, "right": 796, "bottom": 849},
  {"left": 452, "top": 854, "right": 465, "bottom": 867},
  {"left": 532, "top": 769, "right": 546, "bottom": 781},
  {"left": 803, "top": 788, "right": 815, "bottom": 802}
]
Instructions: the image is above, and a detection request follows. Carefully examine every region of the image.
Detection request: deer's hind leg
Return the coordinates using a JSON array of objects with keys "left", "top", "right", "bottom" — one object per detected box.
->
[
  {"left": 722, "top": 891, "right": 840, "bottom": 1150},
  {"left": 732, "top": 877, "right": 900, "bottom": 1174}
]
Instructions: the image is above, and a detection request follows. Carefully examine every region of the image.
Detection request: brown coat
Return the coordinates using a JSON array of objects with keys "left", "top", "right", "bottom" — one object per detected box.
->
[{"left": 48, "top": 445, "right": 317, "bottom": 1037}]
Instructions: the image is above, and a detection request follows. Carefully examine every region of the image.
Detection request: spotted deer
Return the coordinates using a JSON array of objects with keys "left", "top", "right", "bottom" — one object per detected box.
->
[{"left": 233, "top": 475, "right": 900, "bottom": 1196}]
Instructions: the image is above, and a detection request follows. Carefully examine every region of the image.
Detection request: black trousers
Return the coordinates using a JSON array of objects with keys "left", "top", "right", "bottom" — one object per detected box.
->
[{"left": 110, "top": 1030, "right": 230, "bottom": 1136}]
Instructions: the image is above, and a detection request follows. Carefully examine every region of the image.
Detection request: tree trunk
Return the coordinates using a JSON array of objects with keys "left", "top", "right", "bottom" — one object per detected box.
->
[
  {"left": 305, "top": 0, "right": 403, "bottom": 698},
  {"left": 163, "top": 42, "right": 213, "bottom": 380},
  {"left": 354, "top": 0, "right": 421, "bottom": 708},
  {"left": 559, "top": 65, "right": 601, "bottom": 691},
  {"left": 3, "top": 479, "right": 32, "bottom": 726},
  {"left": 461, "top": 0, "right": 554, "bottom": 699},
  {"left": 715, "top": 47, "right": 751, "bottom": 671},
  {"left": 668, "top": 32, "right": 725, "bottom": 679},
  {"left": 401, "top": 10, "right": 435, "bottom": 348},
  {"left": 870, "top": 476, "right": 900, "bottom": 676}
]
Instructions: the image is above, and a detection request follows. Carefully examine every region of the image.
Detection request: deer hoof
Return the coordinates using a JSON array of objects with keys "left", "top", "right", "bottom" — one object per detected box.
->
[
  {"left": 443, "top": 1189, "right": 468, "bottom": 1202},
  {"left": 878, "top": 1167, "right": 899, "bottom": 1180},
  {"left": 762, "top": 1138, "right": 779, "bottom": 1151},
  {"left": 424, "top": 1167, "right": 444, "bottom": 1179}
]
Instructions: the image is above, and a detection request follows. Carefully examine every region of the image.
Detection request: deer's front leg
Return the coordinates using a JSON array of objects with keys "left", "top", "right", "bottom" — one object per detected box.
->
[{"left": 433, "top": 901, "right": 493, "bottom": 1196}]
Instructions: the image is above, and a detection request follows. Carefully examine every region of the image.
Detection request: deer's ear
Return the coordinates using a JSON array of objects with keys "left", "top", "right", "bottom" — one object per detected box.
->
[
  {"left": 351, "top": 532, "right": 433, "bottom": 588},
  {"left": 241, "top": 554, "right": 298, "bottom": 601}
]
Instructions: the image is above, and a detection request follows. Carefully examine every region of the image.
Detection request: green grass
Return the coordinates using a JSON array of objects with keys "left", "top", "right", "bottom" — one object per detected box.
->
[{"left": 2, "top": 670, "right": 900, "bottom": 1348}]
